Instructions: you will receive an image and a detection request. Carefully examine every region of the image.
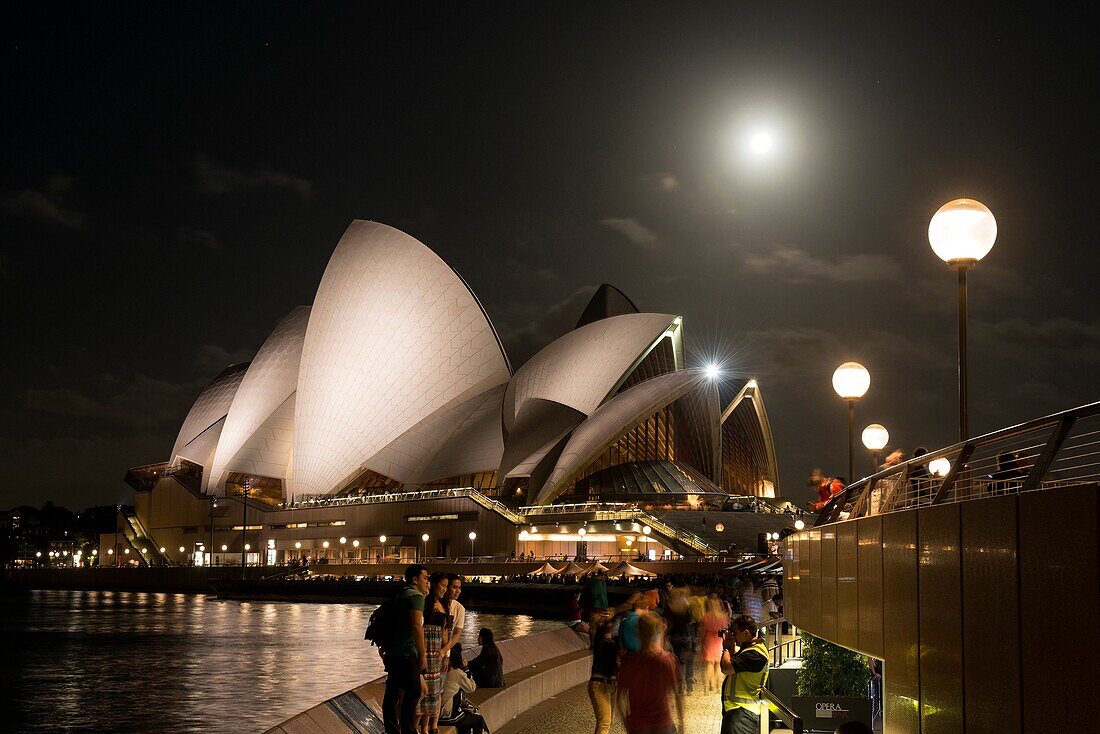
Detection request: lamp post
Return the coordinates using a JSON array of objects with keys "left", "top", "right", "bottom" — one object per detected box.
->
[
  {"left": 114, "top": 503, "right": 122, "bottom": 567},
  {"left": 421, "top": 533, "right": 430, "bottom": 562},
  {"left": 209, "top": 496, "right": 217, "bottom": 567},
  {"left": 237, "top": 482, "right": 252, "bottom": 580},
  {"left": 468, "top": 531, "right": 477, "bottom": 560},
  {"left": 929, "top": 198, "right": 997, "bottom": 441},
  {"left": 832, "top": 362, "right": 871, "bottom": 484},
  {"left": 861, "top": 423, "right": 890, "bottom": 474}
]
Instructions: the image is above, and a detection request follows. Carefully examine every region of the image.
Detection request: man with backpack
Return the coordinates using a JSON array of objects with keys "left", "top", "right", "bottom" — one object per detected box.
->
[{"left": 378, "top": 564, "right": 430, "bottom": 734}]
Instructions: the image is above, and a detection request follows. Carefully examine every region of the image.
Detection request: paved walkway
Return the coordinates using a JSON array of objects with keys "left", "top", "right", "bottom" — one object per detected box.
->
[{"left": 497, "top": 679, "right": 728, "bottom": 734}]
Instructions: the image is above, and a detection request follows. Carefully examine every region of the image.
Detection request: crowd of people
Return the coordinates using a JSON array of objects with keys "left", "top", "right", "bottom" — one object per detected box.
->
[
  {"left": 568, "top": 570, "right": 789, "bottom": 734},
  {"left": 374, "top": 564, "right": 877, "bottom": 734},
  {"left": 376, "top": 565, "right": 504, "bottom": 734}
]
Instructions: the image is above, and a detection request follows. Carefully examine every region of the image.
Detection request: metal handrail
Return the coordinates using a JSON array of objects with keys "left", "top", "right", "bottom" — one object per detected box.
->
[
  {"left": 815, "top": 400, "right": 1100, "bottom": 526},
  {"left": 761, "top": 688, "right": 803, "bottom": 733},
  {"left": 277, "top": 487, "right": 525, "bottom": 523}
]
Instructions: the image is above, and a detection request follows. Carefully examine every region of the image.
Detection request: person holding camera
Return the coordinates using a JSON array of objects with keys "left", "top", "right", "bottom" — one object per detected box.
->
[
  {"left": 719, "top": 615, "right": 770, "bottom": 734},
  {"left": 439, "top": 644, "right": 488, "bottom": 734}
]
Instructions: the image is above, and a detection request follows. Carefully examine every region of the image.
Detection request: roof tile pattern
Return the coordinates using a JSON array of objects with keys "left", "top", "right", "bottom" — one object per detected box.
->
[
  {"left": 535, "top": 370, "right": 705, "bottom": 504},
  {"left": 503, "top": 312, "right": 677, "bottom": 433},
  {"left": 292, "top": 221, "right": 511, "bottom": 496},
  {"left": 411, "top": 383, "right": 507, "bottom": 483},
  {"left": 170, "top": 363, "right": 249, "bottom": 462},
  {"left": 206, "top": 306, "right": 309, "bottom": 492},
  {"left": 364, "top": 383, "right": 507, "bottom": 484},
  {"left": 218, "top": 393, "right": 296, "bottom": 492}
]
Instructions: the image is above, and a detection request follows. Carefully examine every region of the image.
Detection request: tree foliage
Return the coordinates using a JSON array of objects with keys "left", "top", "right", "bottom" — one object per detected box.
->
[{"left": 796, "top": 632, "right": 870, "bottom": 697}]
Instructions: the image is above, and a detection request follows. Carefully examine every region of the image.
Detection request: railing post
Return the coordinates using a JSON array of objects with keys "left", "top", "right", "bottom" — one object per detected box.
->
[
  {"left": 1020, "top": 416, "right": 1075, "bottom": 492},
  {"left": 932, "top": 442, "right": 974, "bottom": 505}
]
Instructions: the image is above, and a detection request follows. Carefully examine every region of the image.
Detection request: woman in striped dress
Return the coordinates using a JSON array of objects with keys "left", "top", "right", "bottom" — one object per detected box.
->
[{"left": 418, "top": 572, "right": 451, "bottom": 734}]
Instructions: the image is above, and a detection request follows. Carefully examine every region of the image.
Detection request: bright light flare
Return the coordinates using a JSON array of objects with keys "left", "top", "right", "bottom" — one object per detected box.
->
[{"left": 705, "top": 363, "right": 721, "bottom": 380}]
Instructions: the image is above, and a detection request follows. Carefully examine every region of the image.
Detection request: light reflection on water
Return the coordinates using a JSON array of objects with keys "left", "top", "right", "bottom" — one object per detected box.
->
[{"left": 1, "top": 590, "right": 562, "bottom": 733}]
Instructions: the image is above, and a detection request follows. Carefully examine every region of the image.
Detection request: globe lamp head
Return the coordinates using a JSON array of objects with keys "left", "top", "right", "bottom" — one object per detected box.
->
[
  {"left": 862, "top": 424, "right": 890, "bottom": 451},
  {"left": 928, "top": 198, "right": 997, "bottom": 266},
  {"left": 832, "top": 362, "right": 870, "bottom": 400}
]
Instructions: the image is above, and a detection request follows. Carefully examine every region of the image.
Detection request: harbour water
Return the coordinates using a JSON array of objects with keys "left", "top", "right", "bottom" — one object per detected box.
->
[{"left": 1, "top": 589, "right": 562, "bottom": 733}]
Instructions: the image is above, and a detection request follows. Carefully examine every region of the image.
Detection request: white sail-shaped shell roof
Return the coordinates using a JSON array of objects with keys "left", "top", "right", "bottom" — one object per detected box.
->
[
  {"left": 216, "top": 393, "right": 296, "bottom": 490},
  {"left": 292, "top": 221, "right": 511, "bottom": 497},
  {"left": 205, "top": 306, "right": 309, "bottom": 493},
  {"left": 364, "top": 383, "right": 507, "bottom": 484},
  {"left": 534, "top": 369, "right": 706, "bottom": 504},
  {"left": 502, "top": 312, "right": 679, "bottom": 434},
  {"left": 169, "top": 363, "right": 249, "bottom": 464}
]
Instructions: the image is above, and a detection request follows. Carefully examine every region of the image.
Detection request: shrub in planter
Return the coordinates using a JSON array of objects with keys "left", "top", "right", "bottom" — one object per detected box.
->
[
  {"left": 793, "top": 633, "right": 872, "bottom": 730},
  {"left": 796, "top": 632, "right": 869, "bottom": 696}
]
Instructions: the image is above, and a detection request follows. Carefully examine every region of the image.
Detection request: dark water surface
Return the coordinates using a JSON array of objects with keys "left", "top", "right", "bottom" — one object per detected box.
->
[{"left": 2, "top": 589, "right": 562, "bottom": 733}]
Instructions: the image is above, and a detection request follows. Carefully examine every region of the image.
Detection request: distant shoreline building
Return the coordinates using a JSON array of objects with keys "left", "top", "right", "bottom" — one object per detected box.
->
[{"left": 115, "top": 221, "right": 792, "bottom": 567}]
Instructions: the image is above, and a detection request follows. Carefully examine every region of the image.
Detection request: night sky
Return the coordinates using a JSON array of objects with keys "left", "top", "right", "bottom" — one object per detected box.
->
[{"left": 3, "top": 4, "right": 1097, "bottom": 510}]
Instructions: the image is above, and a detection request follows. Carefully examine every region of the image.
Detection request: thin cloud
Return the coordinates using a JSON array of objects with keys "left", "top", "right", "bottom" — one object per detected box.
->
[
  {"left": 731, "top": 242, "right": 900, "bottom": 283},
  {"left": 195, "top": 156, "right": 314, "bottom": 199},
  {"left": 25, "top": 344, "right": 255, "bottom": 429},
  {"left": 0, "top": 174, "right": 85, "bottom": 229},
  {"left": 600, "top": 218, "right": 660, "bottom": 249}
]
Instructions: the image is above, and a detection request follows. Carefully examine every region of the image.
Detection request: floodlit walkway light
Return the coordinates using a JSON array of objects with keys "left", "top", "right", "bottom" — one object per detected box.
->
[
  {"left": 833, "top": 362, "right": 870, "bottom": 484},
  {"left": 862, "top": 424, "right": 890, "bottom": 473},
  {"left": 929, "top": 198, "right": 997, "bottom": 440}
]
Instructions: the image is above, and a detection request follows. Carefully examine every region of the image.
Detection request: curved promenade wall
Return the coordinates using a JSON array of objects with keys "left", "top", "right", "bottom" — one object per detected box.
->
[
  {"left": 782, "top": 484, "right": 1099, "bottom": 734},
  {"left": 265, "top": 627, "right": 590, "bottom": 734}
]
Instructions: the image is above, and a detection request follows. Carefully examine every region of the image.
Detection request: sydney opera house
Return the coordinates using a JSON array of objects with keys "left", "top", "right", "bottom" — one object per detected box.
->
[{"left": 113, "top": 221, "right": 795, "bottom": 567}]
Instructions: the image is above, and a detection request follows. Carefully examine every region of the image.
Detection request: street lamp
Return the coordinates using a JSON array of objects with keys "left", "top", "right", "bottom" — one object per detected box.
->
[
  {"left": 929, "top": 198, "right": 997, "bottom": 440},
  {"left": 794, "top": 519, "right": 806, "bottom": 531},
  {"left": 832, "top": 362, "right": 871, "bottom": 484},
  {"left": 209, "top": 497, "right": 217, "bottom": 569},
  {"left": 468, "top": 531, "right": 477, "bottom": 559},
  {"left": 861, "top": 424, "right": 890, "bottom": 474},
  {"left": 236, "top": 483, "right": 253, "bottom": 580},
  {"left": 421, "top": 533, "right": 429, "bottom": 562}
]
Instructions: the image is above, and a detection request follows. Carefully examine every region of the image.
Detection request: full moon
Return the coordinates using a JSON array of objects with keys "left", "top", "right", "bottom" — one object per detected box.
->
[{"left": 749, "top": 130, "right": 774, "bottom": 154}]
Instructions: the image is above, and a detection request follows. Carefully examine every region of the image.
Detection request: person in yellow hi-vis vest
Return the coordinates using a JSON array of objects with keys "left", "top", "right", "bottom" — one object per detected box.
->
[{"left": 719, "top": 615, "right": 770, "bottom": 734}]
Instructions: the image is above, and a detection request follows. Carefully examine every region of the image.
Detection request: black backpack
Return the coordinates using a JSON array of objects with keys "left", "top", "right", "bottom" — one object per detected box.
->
[{"left": 365, "top": 593, "right": 403, "bottom": 649}]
